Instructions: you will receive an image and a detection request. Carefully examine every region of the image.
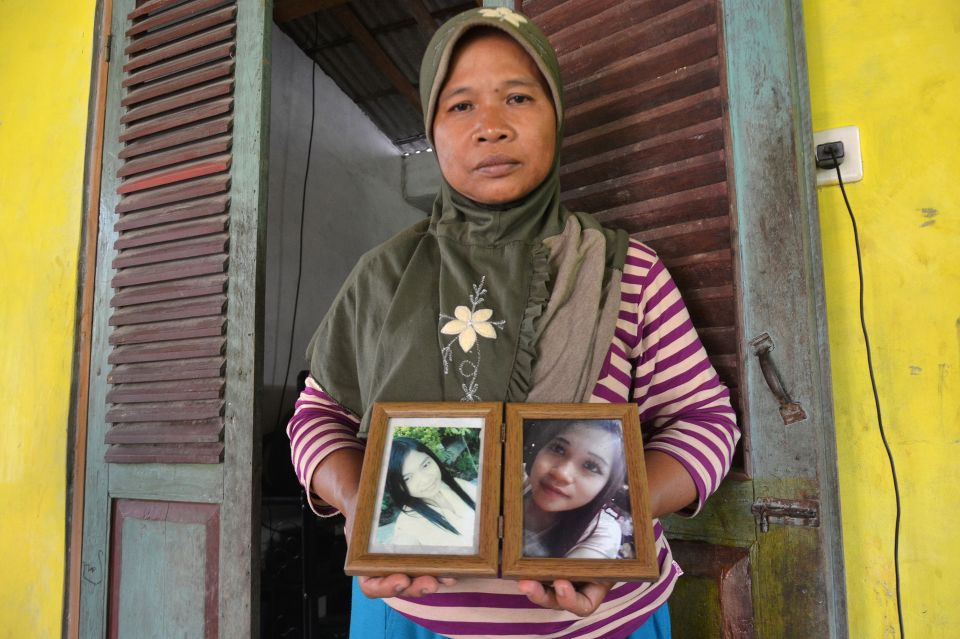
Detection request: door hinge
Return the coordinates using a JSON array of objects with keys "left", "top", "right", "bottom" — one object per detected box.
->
[
  {"left": 498, "top": 514, "right": 503, "bottom": 539},
  {"left": 501, "top": 423, "right": 506, "bottom": 443},
  {"left": 105, "top": 33, "right": 113, "bottom": 62},
  {"left": 751, "top": 498, "right": 820, "bottom": 533}
]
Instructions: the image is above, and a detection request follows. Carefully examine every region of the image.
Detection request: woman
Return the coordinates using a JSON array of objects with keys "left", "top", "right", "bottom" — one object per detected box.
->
[
  {"left": 287, "top": 7, "right": 739, "bottom": 638},
  {"left": 380, "top": 437, "right": 476, "bottom": 549},
  {"left": 523, "top": 420, "right": 626, "bottom": 559}
]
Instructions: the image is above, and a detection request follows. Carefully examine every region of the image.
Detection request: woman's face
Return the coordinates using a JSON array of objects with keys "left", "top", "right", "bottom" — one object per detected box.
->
[
  {"left": 401, "top": 449, "right": 443, "bottom": 499},
  {"left": 432, "top": 31, "right": 556, "bottom": 205},
  {"left": 528, "top": 425, "right": 619, "bottom": 513}
]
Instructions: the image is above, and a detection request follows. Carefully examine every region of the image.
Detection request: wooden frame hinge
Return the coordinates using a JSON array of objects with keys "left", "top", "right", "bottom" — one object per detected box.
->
[
  {"left": 105, "top": 33, "right": 113, "bottom": 62},
  {"left": 498, "top": 514, "right": 503, "bottom": 539}
]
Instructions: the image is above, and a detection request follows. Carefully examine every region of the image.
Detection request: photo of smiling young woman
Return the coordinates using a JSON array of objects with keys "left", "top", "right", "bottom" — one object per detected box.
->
[
  {"left": 370, "top": 423, "right": 482, "bottom": 555},
  {"left": 522, "top": 419, "right": 633, "bottom": 560}
]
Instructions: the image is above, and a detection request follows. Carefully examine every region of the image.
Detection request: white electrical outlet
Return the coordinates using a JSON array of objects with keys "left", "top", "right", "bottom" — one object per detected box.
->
[{"left": 813, "top": 125, "right": 863, "bottom": 186}]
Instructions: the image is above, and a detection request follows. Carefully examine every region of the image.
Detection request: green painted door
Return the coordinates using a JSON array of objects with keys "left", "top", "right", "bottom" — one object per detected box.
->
[
  {"left": 78, "top": 0, "right": 269, "bottom": 636},
  {"left": 521, "top": 0, "right": 846, "bottom": 636}
]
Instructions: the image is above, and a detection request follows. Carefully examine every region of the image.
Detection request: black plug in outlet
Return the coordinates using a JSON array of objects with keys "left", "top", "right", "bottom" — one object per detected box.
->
[{"left": 816, "top": 141, "right": 845, "bottom": 169}]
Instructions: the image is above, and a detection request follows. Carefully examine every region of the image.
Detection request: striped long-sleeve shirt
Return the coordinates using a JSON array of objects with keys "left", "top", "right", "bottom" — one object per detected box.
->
[{"left": 287, "top": 240, "right": 740, "bottom": 639}]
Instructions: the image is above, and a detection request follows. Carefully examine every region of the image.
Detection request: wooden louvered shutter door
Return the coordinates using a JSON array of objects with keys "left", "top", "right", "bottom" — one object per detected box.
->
[
  {"left": 105, "top": 0, "right": 238, "bottom": 463},
  {"left": 79, "top": 0, "right": 268, "bottom": 636},
  {"left": 522, "top": 0, "right": 847, "bottom": 636}
]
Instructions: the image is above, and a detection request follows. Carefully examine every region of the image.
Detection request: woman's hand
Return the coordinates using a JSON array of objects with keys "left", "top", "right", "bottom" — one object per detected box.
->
[
  {"left": 517, "top": 579, "right": 612, "bottom": 617},
  {"left": 358, "top": 575, "right": 458, "bottom": 599}
]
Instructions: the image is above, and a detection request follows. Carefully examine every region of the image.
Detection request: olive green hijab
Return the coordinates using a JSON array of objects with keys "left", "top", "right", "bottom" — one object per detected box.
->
[{"left": 309, "top": 7, "right": 628, "bottom": 433}]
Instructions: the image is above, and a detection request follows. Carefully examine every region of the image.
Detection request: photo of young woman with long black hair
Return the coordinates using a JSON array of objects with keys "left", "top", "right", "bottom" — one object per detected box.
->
[
  {"left": 522, "top": 419, "right": 632, "bottom": 560},
  {"left": 371, "top": 425, "right": 481, "bottom": 554}
]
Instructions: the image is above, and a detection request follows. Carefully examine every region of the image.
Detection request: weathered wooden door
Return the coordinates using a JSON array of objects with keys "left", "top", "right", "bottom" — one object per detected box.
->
[
  {"left": 78, "top": 0, "right": 269, "bottom": 636},
  {"left": 521, "top": 0, "right": 846, "bottom": 636}
]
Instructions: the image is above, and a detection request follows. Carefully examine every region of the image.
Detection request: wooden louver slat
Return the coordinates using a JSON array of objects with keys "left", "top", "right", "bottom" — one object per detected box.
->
[
  {"left": 523, "top": 0, "right": 746, "bottom": 470},
  {"left": 121, "top": 60, "right": 235, "bottom": 107},
  {"left": 110, "top": 273, "right": 227, "bottom": 307},
  {"left": 109, "top": 357, "right": 226, "bottom": 384},
  {"left": 105, "top": 0, "right": 238, "bottom": 463},
  {"left": 104, "top": 418, "right": 224, "bottom": 444},
  {"left": 109, "top": 294, "right": 227, "bottom": 326},
  {"left": 122, "top": 23, "right": 236, "bottom": 73},
  {"left": 125, "top": 5, "right": 237, "bottom": 55}
]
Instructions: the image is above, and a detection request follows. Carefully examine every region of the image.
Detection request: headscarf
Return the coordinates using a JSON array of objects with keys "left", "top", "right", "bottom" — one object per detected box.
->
[{"left": 308, "top": 7, "right": 629, "bottom": 434}]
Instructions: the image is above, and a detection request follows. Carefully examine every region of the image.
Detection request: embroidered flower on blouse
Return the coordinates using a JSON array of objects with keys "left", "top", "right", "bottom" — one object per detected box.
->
[
  {"left": 439, "top": 277, "right": 505, "bottom": 401},
  {"left": 441, "top": 306, "right": 499, "bottom": 352},
  {"left": 478, "top": 7, "right": 528, "bottom": 28}
]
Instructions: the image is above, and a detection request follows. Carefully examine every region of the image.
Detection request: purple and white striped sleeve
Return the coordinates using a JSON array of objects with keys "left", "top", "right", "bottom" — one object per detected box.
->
[
  {"left": 286, "top": 375, "right": 364, "bottom": 516},
  {"left": 629, "top": 243, "right": 740, "bottom": 515}
]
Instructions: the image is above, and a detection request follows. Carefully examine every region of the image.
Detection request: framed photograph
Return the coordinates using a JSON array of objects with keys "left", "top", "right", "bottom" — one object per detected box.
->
[
  {"left": 345, "top": 402, "right": 502, "bottom": 578},
  {"left": 500, "top": 403, "right": 659, "bottom": 582}
]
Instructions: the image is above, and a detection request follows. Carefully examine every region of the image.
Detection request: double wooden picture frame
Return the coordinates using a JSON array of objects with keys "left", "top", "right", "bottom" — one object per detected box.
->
[{"left": 345, "top": 402, "right": 658, "bottom": 582}]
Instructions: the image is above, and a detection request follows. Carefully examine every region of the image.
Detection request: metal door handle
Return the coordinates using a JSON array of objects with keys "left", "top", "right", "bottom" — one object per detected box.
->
[{"left": 749, "top": 333, "right": 807, "bottom": 425}]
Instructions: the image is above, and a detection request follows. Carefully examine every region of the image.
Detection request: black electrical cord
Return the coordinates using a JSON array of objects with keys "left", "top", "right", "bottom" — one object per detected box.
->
[
  {"left": 829, "top": 149, "right": 904, "bottom": 639},
  {"left": 274, "top": 15, "right": 320, "bottom": 434}
]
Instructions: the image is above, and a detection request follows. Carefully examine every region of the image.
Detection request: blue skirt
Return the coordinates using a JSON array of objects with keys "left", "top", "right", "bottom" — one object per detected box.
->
[{"left": 349, "top": 578, "right": 671, "bottom": 638}]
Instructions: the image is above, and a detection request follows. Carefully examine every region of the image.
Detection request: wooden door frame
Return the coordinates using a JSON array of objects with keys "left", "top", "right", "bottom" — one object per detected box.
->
[
  {"left": 722, "top": 0, "right": 847, "bottom": 634},
  {"left": 66, "top": 0, "right": 113, "bottom": 635}
]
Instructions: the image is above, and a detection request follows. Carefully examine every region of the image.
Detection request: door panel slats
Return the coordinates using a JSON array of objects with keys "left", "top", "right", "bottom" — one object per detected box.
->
[
  {"left": 125, "top": 5, "right": 236, "bottom": 54},
  {"left": 565, "top": 26, "right": 718, "bottom": 108},
  {"left": 115, "top": 174, "right": 230, "bottom": 213},
  {"left": 110, "top": 273, "right": 227, "bottom": 307},
  {"left": 109, "top": 357, "right": 226, "bottom": 384},
  {"left": 111, "top": 253, "right": 228, "bottom": 287},
  {"left": 107, "top": 336, "right": 226, "bottom": 365},
  {"left": 105, "top": 443, "right": 224, "bottom": 464},
  {"left": 107, "top": 378, "right": 224, "bottom": 403},
  {"left": 104, "top": 418, "right": 224, "bottom": 444},
  {"left": 114, "top": 214, "right": 228, "bottom": 249},
  {"left": 106, "top": 0, "right": 237, "bottom": 462},
  {"left": 114, "top": 195, "right": 229, "bottom": 231},
  {"left": 121, "top": 60, "right": 234, "bottom": 107},
  {"left": 109, "top": 294, "right": 227, "bottom": 326},
  {"left": 119, "top": 99, "right": 233, "bottom": 143},
  {"left": 122, "top": 42, "right": 235, "bottom": 88},
  {"left": 117, "top": 155, "right": 231, "bottom": 193},
  {"left": 108, "top": 316, "right": 226, "bottom": 346},
  {"left": 120, "top": 80, "right": 233, "bottom": 126},
  {"left": 126, "top": 0, "right": 231, "bottom": 38},
  {"left": 123, "top": 23, "right": 236, "bottom": 73},
  {"left": 524, "top": 0, "right": 744, "bottom": 459}
]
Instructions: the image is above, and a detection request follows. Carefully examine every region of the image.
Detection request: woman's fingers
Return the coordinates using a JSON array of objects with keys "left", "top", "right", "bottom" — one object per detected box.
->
[
  {"left": 358, "top": 574, "right": 453, "bottom": 599},
  {"left": 398, "top": 575, "right": 444, "bottom": 597},
  {"left": 517, "top": 580, "right": 612, "bottom": 616},
  {"left": 517, "top": 580, "right": 559, "bottom": 609},
  {"left": 553, "top": 580, "right": 611, "bottom": 617},
  {"left": 357, "top": 574, "right": 411, "bottom": 598}
]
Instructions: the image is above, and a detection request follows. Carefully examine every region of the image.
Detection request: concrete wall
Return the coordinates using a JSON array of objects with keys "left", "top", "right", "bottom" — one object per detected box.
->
[
  {"left": 0, "top": 1, "right": 97, "bottom": 635},
  {"left": 263, "top": 25, "right": 426, "bottom": 431},
  {"left": 804, "top": 1, "right": 960, "bottom": 636}
]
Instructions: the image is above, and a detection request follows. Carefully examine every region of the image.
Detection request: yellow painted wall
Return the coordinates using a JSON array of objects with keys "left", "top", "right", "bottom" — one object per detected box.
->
[
  {"left": 804, "top": 1, "right": 960, "bottom": 636},
  {"left": 0, "top": 1, "right": 97, "bottom": 635}
]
